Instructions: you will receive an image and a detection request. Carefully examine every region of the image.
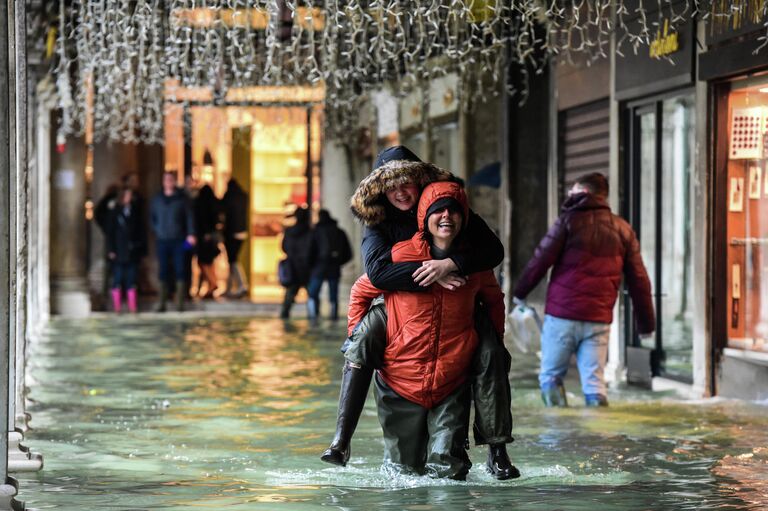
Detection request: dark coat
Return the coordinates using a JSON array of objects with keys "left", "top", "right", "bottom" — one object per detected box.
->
[
  {"left": 106, "top": 203, "right": 147, "bottom": 264},
  {"left": 193, "top": 185, "right": 222, "bottom": 236},
  {"left": 310, "top": 215, "right": 352, "bottom": 280},
  {"left": 282, "top": 221, "right": 314, "bottom": 286},
  {"left": 513, "top": 193, "right": 655, "bottom": 334},
  {"left": 95, "top": 188, "right": 118, "bottom": 236},
  {"left": 223, "top": 179, "right": 248, "bottom": 238},
  {"left": 150, "top": 188, "right": 195, "bottom": 241},
  {"left": 350, "top": 159, "right": 504, "bottom": 291},
  {"left": 194, "top": 185, "right": 222, "bottom": 264}
]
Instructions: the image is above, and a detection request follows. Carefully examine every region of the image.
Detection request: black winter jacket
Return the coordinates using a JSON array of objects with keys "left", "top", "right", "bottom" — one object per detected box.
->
[
  {"left": 223, "top": 181, "right": 248, "bottom": 237},
  {"left": 150, "top": 189, "right": 195, "bottom": 241},
  {"left": 193, "top": 186, "right": 222, "bottom": 237},
  {"left": 362, "top": 202, "right": 504, "bottom": 291},
  {"left": 282, "top": 223, "right": 314, "bottom": 285},
  {"left": 311, "top": 217, "right": 352, "bottom": 280},
  {"left": 107, "top": 203, "right": 147, "bottom": 264}
]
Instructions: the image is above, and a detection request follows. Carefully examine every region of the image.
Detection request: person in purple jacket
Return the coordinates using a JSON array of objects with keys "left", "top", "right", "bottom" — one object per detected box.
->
[{"left": 513, "top": 173, "right": 655, "bottom": 407}]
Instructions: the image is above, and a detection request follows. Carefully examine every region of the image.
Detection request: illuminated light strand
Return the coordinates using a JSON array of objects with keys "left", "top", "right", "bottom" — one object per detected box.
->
[{"left": 53, "top": 1, "right": 766, "bottom": 145}]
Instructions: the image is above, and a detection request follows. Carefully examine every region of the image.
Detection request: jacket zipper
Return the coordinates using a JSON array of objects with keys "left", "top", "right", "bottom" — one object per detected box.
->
[{"left": 428, "top": 289, "right": 442, "bottom": 407}]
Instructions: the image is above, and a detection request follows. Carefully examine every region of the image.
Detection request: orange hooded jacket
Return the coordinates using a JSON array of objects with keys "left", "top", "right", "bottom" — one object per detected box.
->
[{"left": 347, "top": 181, "right": 505, "bottom": 409}]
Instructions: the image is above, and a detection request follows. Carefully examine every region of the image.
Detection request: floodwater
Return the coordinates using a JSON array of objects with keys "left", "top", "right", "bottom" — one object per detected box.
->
[{"left": 16, "top": 316, "right": 768, "bottom": 510}]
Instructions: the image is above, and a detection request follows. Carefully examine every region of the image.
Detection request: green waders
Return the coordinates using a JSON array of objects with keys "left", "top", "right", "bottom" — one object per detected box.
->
[
  {"left": 374, "top": 374, "right": 472, "bottom": 480},
  {"left": 322, "top": 298, "right": 518, "bottom": 479}
]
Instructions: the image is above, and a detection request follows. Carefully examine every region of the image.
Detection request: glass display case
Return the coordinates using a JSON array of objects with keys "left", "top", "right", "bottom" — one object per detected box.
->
[{"left": 725, "top": 78, "right": 768, "bottom": 353}]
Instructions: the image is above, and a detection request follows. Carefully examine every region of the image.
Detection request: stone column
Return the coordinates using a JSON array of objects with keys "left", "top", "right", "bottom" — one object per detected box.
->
[
  {"left": 28, "top": 79, "right": 55, "bottom": 330},
  {"left": 605, "top": 23, "right": 625, "bottom": 386},
  {"left": 7, "top": 0, "right": 41, "bottom": 473},
  {"left": 691, "top": 19, "right": 711, "bottom": 398},
  {"left": 0, "top": 0, "right": 26, "bottom": 506},
  {"left": 49, "top": 128, "right": 91, "bottom": 316}
]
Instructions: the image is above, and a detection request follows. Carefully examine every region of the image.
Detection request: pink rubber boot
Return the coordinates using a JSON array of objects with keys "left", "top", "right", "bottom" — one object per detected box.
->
[
  {"left": 127, "top": 288, "right": 138, "bottom": 313},
  {"left": 111, "top": 288, "right": 122, "bottom": 313}
]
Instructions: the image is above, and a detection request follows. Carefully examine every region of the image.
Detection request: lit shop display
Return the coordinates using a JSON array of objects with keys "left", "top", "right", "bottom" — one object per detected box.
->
[{"left": 726, "top": 79, "right": 768, "bottom": 353}]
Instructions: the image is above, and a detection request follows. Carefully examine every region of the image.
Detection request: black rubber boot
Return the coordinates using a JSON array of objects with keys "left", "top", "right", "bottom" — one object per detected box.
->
[
  {"left": 321, "top": 362, "right": 373, "bottom": 466},
  {"left": 155, "top": 284, "right": 168, "bottom": 312},
  {"left": 541, "top": 384, "right": 568, "bottom": 407},
  {"left": 175, "top": 280, "right": 186, "bottom": 311},
  {"left": 487, "top": 443, "right": 521, "bottom": 480},
  {"left": 329, "top": 302, "right": 339, "bottom": 322}
]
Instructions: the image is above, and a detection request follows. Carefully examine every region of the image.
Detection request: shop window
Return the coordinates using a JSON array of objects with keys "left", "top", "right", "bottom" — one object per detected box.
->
[
  {"left": 626, "top": 94, "right": 695, "bottom": 381},
  {"left": 726, "top": 78, "right": 768, "bottom": 353}
]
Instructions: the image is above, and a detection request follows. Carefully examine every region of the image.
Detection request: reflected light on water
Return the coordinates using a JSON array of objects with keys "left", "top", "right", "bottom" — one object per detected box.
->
[{"left": 14, "top": 317, "right": 768, "bottom": 510}]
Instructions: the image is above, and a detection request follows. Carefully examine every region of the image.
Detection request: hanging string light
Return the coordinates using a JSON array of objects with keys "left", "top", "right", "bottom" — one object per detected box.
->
[{"left": 54, "top": 1, "right": 768, "bottom": 145}]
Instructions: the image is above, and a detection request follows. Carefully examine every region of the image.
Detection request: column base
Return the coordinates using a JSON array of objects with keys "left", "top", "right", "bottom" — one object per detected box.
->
[
  {"left": 0, "top": 477, "right": 25, "bottom": 510},
  {"left": 51, "top": 277, "right": 91, "bottom": 317},
  {"left": 7, "top": 431, "right": 42, "bottom": 473}
]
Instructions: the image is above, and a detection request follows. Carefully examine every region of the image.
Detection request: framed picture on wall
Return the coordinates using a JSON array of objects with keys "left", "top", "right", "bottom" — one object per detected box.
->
[
  {"left": 749, "top": 165, "right": 762, "bottom": 199},
  {"left": 729, "top": 177, "right": 744, "bottom": 212}
]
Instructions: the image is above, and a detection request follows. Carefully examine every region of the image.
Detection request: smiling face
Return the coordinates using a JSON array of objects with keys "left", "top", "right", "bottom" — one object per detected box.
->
[
  {"left": 385, "top": 181, "right": 420, "bottom": 211},
  {"left": 427, "top": 206, "right": 463, "bottom": 249}
]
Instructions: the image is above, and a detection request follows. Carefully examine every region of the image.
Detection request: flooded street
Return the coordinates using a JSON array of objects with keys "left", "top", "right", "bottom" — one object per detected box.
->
[{"left": 16, "top": 317, "right": 768, "bottom": 510}]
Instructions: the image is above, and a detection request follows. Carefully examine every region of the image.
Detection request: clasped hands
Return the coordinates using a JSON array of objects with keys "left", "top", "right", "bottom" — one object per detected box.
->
[{"left": 412, "top": 259, "right": 467, "bottom": 290}]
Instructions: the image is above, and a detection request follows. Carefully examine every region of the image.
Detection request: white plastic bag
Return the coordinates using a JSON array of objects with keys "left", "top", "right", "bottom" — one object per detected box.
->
[{"left": 508, "top": 304, "right": 542, "bottom": 354}]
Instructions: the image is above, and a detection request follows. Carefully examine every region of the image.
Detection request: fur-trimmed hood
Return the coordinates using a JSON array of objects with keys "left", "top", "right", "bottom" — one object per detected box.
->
[{"left": 349, "top": 159, "right": 454, "bottom": 226}]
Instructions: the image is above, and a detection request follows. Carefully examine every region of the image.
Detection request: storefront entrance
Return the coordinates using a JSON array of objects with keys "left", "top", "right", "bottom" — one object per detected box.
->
[
  {"left": 625, "top": 92, "right": 695, "bottom": 382},
  {"left": 164, "top": 88, "right": 323, "bottom": 302}
]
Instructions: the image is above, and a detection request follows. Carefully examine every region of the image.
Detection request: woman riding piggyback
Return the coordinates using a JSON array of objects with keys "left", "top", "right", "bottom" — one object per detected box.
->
[{"left": 347, "top": 181, "right": 506, "bottom": 479}]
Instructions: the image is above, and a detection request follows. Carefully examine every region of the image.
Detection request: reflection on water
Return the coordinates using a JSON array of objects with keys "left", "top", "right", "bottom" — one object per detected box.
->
[{"left": 16, "top": 317, "right": 768, "bottom": 510}]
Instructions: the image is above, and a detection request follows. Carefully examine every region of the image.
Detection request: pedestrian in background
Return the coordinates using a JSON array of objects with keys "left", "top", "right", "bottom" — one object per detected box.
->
[
  {"left": 95, "top": 183, "right": 120, "bottom": 306},
  {"left": 308, "top": 209, "right": 352, "bottom": 324},
  {"left": 150, "top": 171, "right": 196, "bottom": 312},
  {"left": 107, "top": 187, "right": 147, "bottom": 313},
  {"left": 193, "top": 184, "right": 222, "bottom": 299},
  {"left": 279, "top": 205, "right": 313, "bottom": 319},
  {"left": 513, "top": 173, "right": 655, "bottom": 407},
  {"left": 222, "top": 178, "right": 249, "bottom": 298},
  {"left": 182, "top": 175, "right": 199, "bottom": 300}
]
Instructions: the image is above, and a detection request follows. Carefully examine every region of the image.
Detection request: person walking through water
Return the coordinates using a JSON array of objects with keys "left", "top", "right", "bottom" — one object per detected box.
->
[
  {"left": 222, "top": 178, "right": 249, "bottom": 298},
  {"left": 106, "top": 187, "right": 147, "bottom": 313},
  {"left": 513, "top": 173, "right": 655, "bottom": 407},
  {"left": 150, "top": 171, "right": 196, "bottom": 312},
  {"left": 321, "top": 146, "right": 518, "bottom": 480},
  {"left": 193, "top": 184, "right": 222, "bottom": 299},
  {"left": 345, "top": 181, "right": 505, "bottom": 479},
  {"left": 307, "top": 209, "right": 352, "bottom": 325},
  {"left": 280, "top": 205, "right": 314, "bottom": 319}
]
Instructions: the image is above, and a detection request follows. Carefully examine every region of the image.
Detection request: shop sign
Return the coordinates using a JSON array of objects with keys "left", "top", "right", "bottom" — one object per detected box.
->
[
  {"left": 615, "top": 15, "right": 694, "bottom": 100},
  {"left": 706, "top": 0, "right": 768, "bottom": 46},
  {"left": 649, "top": 19, "right": 679, "bottom": 59}
]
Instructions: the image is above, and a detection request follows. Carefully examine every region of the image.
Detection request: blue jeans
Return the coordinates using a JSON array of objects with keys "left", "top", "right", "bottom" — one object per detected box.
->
[
  {"left": 539, "top": 314, "right": 610, "bottom": 397},
  {"left": 156, "top": 239, "right": 186, "bottom": 283},
  {"left": 307, "top": 276, "right": 339, "bottom": 304},
  {"left": 112, "top": 262, "right": 137, "bottom": 290}
]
